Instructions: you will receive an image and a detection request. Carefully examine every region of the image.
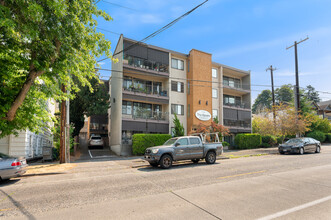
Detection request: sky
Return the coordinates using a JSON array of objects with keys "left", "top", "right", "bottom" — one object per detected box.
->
[{"left": 95, "top": 0, "right": 331, "bottom": 102}]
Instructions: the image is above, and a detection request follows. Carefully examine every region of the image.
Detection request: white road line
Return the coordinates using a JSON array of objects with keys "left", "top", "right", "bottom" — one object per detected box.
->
[
  {"left": 257, "top": 195, "right": 331, "bottom": 220},
  {"left": 88, "top": 150, "right": 93, "bottom": 158}
]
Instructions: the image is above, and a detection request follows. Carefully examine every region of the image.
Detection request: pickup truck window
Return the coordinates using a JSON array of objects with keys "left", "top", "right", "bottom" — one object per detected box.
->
[
  {"left": 163, "top": 138, "right": 178, "bottom": 146},
  {"left": 177, "top": 138, "right": 188, "bottom": 146},
  {"left": 189, "top": 138, "right": 200, "bottom": 145}
]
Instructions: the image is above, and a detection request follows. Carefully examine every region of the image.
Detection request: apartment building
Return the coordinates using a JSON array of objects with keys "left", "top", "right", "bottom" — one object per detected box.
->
[{"left": 109, "top": 35, "right": 251, "bottom": 155}]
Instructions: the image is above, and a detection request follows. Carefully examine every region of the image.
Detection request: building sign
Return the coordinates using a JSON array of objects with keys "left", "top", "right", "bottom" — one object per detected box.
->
[{"left": 195, "top": 110, "right": 211, "bottom": 121}]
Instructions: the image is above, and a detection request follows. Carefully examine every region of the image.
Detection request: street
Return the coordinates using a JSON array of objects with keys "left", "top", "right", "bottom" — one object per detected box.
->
[{"left": 1, "top": 145, "right": 331, "bottom": 220}]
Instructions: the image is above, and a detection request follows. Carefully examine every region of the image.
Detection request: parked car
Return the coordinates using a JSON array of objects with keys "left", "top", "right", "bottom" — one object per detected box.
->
[
  {"left": 0, "top": 153, "right": 28, "bottom": 181},
  {"left": 144, "top": 133, "right": 223, "bottom": 169},
  {"left": 88, "top": 135, "right": 104, "bottom": 149},
  {"left": 278, "top": 137, "right": 321, "bottom": 155}
]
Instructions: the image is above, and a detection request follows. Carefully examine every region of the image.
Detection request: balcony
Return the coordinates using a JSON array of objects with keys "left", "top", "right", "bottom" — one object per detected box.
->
[
  {"left": 223, "top": 102, "right": 251, "bottom": 110},
  {"left": 223, "top": 120, "right": 251, "bottom": 130},
  {"left": 223, "top": 82, "right": 250, "bottom": 95},
  {"left": 123, "top": 84, "right": 169, "bottom": 104},
  {"left": 123, "top": 55, "right": 169, "bottom": 77},
  {"left": 123, "top": 110, "right": 169, "bottom": 124}
]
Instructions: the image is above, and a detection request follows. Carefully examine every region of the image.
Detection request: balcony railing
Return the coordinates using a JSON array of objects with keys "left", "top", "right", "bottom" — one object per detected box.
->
[
  {"left": 224, "top": 120, "right": 251, "bottom": 128},
  {"left": 123, "top": 85, "right": 168, "bottom": 97},
  {"left": 223, "top": 82, "right": 250, "bottom": 90},
  {"left": 223, "top": 102, "right": 250, "bottom": 109},
  {"left": 124, "top": 55, "right": 169, "bottom": 73},
  {"left": 127, "top": 110, "right": 169, "bottom": 121}
]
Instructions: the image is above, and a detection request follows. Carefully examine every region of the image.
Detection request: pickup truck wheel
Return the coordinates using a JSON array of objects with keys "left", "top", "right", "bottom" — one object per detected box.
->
[
  {"left": 191, "top": 159, "right": 199, "bottom": 163},
  {"left": 205, "top": 151, "right": 216, "bottom": 164},
  {"left": 159, "top": 155, "right": 172, "bottom": 169},
  {"left": 149, "top": 162, "right": 158, "bottom": 167}
]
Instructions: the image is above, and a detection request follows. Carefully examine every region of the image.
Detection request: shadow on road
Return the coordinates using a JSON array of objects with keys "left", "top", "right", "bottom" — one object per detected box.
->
[
  {"left": 22, "top": 172, "right": 65, "bottom": 177},
  {"left": 0, "top": 179, "right": 20, "bottom": 186},
  {"left": 0, "top": 189, "right": 36, "bottom": 220},
  {"left": 137, "top": 161, "right": 220, "bottom": 172}
]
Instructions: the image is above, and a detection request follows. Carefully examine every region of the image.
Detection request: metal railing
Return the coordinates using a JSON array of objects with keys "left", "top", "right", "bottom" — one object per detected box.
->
[
  {"left": 223, "top": 82, "right": 250, "bottom": 90},
  {"left": 223, "top": 102, "right": 250, "bottom": 109},
  {"left": 124, "top": 55, "right": 169, "bottom": 73},
  {"left": 132, "top": 110, "right": 169, "bottom": 121},
  {"left": 224, "top": 120, "right": 251, "bottom": 128},
  {"left": 123, "top": 85, "right": 168, "bottom": 97}
]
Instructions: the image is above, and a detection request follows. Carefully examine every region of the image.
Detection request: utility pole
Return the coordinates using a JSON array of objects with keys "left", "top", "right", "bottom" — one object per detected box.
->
[
  {"left": 66, "top": 85, "right": 70, "bottom": 163},
  {"left": 286, "top": 36, "right": 309, "bottom": 115},
  {"left": 266, "top": 65, "right": 277, "bottom": 125},
  {"left": 60, "top": 85, "right": 66, "bottom": 164}
]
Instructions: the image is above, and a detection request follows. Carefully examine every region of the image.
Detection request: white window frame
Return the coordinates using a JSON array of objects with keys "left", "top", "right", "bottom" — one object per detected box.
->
[
  {"left": 212, "top": 89, "right": 218, "bottom": 98},
  {"left": 212, "top": 68, "right": 217, "bottom": 78},
  {"left": 212, "top": 109, "right": 218, "bottom": 119},
  {"left": 171, "top": 58, "right": 184, "bottom": 70}
]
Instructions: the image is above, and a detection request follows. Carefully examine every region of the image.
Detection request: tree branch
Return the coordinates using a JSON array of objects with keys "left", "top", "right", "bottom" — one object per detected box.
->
[{"left": 5, "top": 39, "right": 61, "bottom": 121}]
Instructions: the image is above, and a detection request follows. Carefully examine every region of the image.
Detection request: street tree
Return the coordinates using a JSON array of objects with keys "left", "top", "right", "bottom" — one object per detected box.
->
[
  {"left": 194, "top": 122, "right": 229, "bottom": 139},
  {"left": 304, "top": 85, "right": 321, "bottom": 103},
  {"left": 0, "top": 0, "right": 114, "bottom": 138},
  {"left": 252, "top": 90, "right": 272, "bottom": 114},
  {"left": 275, "top": 84, "right": 294, "bottom": 104},
  {"left": 70, "top": 78, "right": 110, "bottom": 137},
  {"left": 173, "top": 114, "right": 185, "bottom": 137}
]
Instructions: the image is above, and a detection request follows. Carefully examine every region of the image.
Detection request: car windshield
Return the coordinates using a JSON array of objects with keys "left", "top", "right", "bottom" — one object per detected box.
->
[
  {"left": 163, "top": 138, "right": 178, "bottom": 146},
  {"left": 91, "top": 137, "right": 101, "bottom": 140},
  {"left": 286, "top": 138, "right": 304, "bottom": 144},
  {"left": 0, "top": 153, "right": 10, "bottom": 159}
]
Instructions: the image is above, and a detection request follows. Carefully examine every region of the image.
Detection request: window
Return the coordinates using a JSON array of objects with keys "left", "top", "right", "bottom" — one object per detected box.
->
[
  {"left": 224, "top": 95, "right": 241, "bottom": 106},
  {"left": 212, "top": 89, "right": 218, "bottom": 98},
  {"left": 223, "top": 76, "right": 241, "bottom": 88},
  {"left": 122, "top": 101, "right": 132, "bottom": 115},
  {"left": 187, "top": 60, "right": 190, "bottom": 72},
  {"left": 171, "top": 104, "right": 184, "bottom": 115},
  {"left": 212, "top": 109, "right": 218, "bottom": 119},
  {"left": 188, "top": 104, "right": 190, "bottom": 118},
  {"left": 171, "top": 58, "right": 184, "bottom": 70},
  {"left": 187, "top": 82, "right": 190, "bottom": 95},
  {"left": 171, "top": 81, "right": 184, "bottom": 93},
  {"left": 212, "top": 68, "right": 217, "bottom": 78},
  {"left": 177, "top": 138, "right": 188, "bottom": 146},
  {"left": 189, "top": 138, "right": 200, "bottom": 145}
]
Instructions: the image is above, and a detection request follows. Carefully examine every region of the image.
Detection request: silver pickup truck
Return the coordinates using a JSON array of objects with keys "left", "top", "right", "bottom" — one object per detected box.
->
[{"left": 144, "top": 133, "right": 223, "bottom": 169}]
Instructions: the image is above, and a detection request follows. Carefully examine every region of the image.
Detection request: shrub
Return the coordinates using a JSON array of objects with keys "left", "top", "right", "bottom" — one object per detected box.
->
[
  {"left": 235, "top": 134, "right": 262, "bottom": 149},
  {"left": 222, "top": 141, "right": 230, "bottom": 147},
  {"left": 260, "top": 142, "right": 271, "bottom": 148},
  {"left": 276, "top": 136, "right": 285, "bottom": 144},
  {"left": 132, "top": 134, "right": 172, "bottom": 155},
  {"left": 262, "top": 135, "right": 277, "bottom": 146},
  {"left": 325, "top": 133, "right": 331, "bottom": 143},
  {"left": 306, "top": 131, "right": 326, "bottom": 143}
]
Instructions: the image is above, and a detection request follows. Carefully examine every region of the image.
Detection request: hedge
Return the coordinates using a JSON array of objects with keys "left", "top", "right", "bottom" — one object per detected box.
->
[
  {"left": 306, "top": 131, "right": 326, "bottom": 143},
  {"left": 234, "top": 134, "right": 262, "bottom": 149},
  {"left": 132, "top": 134, "right": 172, "bottom": 155},
  {"left": 326, "top": 133, "right": 331, "bottom": 143},
  {"left": 222, "top": 141, "right": 230, "bottom": 147},
  {"left": 262, "top": 135, "right": 277, "bottom": 146}
]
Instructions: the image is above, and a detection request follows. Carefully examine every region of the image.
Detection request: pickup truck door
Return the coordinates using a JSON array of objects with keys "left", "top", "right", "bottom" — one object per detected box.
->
[
  {"left": 174, "top": 138, "right": 190, "bottom": 160},
  {"left": 189, "top": 137, "right": 204, "bottom": 159}
]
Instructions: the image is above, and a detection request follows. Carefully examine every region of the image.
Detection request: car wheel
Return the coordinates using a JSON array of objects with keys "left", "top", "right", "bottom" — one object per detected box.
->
[
  {"left": 149, "top": 162, "right": 158, "bottom": 167},
  {"left": 159, "top": 154, "right": 172, "bottom": 169},
  {"left": 315, "top": 145, "right": 321, "bottom": 153},
  {"left": 205, "top": 151, "right": 216, "bottom": 164},
  {"left": 191, "top": 159, "right": 199, "bottom": 163},
  {"left": 299, "top": 147, "right": 304, "bottom": 155},
  {"left": 279, "top": 150, "right": 285, "bottom": 155}
]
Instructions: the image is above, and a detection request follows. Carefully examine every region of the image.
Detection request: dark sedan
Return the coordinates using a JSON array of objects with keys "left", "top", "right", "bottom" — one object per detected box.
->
[
  {"left": 278, "top": 137, "right": 321, "bottom": 155},
  {"left": 0, "top": 153, "right": 28, "bottom": 181}
]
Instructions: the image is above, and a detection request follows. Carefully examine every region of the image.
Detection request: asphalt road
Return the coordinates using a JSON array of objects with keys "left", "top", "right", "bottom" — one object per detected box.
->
[{"left": 1, "top": 145, "right": 331, "bottom": 220}]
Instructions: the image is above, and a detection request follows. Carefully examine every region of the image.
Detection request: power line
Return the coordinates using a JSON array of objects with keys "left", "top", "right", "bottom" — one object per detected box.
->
[
  {"left": 100, "top": 0, "right": 137, "bottom": 11},
  {"left": 96, "top": 27, "right": 121, "bottom": 36},
  {"left": 97, "top": 0, "right": 209, "bottom": 63}
]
